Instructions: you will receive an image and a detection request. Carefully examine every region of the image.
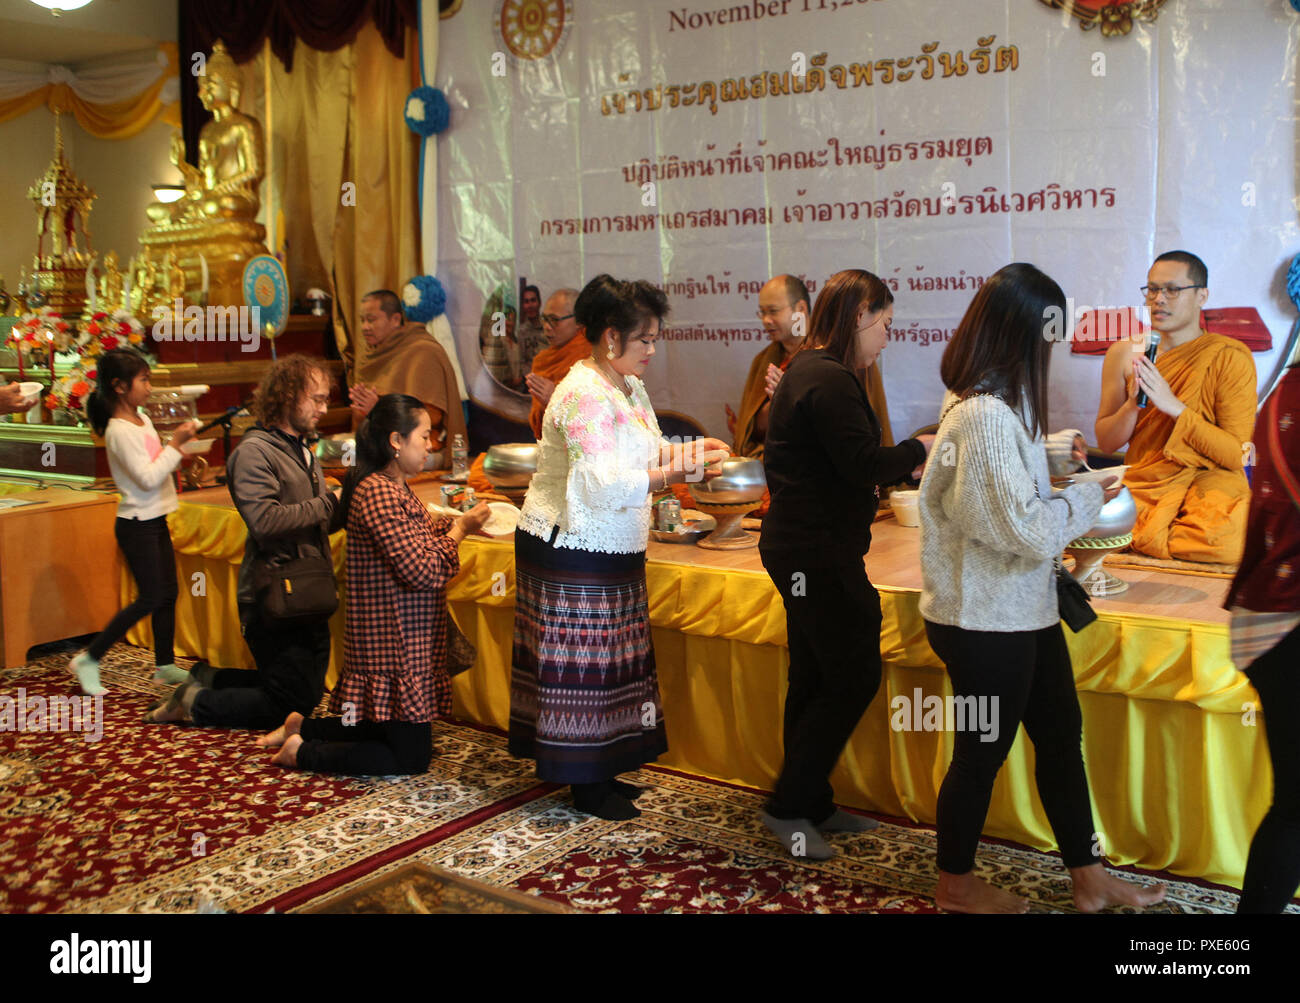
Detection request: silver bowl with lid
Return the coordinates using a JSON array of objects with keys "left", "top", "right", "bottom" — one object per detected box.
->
[
  {"left": 484, "top": 442, "right": 540, "bottom": 490},
  {"left": 686, "top": 456, "right": 766, "bottom": 506}
]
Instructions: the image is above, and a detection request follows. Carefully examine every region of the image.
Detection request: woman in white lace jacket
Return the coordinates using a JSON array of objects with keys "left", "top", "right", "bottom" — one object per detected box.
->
[{"left": 508, "top": 275, "right": 729, "bottom": 820}]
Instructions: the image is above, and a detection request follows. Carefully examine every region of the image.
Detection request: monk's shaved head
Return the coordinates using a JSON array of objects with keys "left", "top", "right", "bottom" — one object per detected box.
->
[
  {"left": 1153, "top": 250, "right": 1207, "bottom": 289},
  {"left": 758, "top": 274, "right": 811, "bottom": 352},
  {"left": 542, "top": 288, "right": 582, "bottom": 348}
]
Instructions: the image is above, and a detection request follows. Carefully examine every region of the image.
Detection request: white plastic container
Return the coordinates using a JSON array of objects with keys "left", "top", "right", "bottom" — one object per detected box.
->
[{"left": 891, "top": 489, "right": 920, "bottom": 528}]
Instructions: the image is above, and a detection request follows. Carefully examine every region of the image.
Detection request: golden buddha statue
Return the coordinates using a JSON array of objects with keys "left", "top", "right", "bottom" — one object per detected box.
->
[
  {"left": 145, "top": 132, "right": 204, "bottom": 226},
  {"left": 137, "top": 40, "right": 268, "bottom": 308},
  {"left": 98, "top": 250, "right": 124, "bottom": 312}
]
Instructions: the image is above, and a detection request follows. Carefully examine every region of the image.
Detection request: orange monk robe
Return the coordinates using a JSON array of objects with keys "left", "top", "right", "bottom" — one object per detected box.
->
[
  {"left": 357, "top": 322, "right": 467, "bottom": 467},
  {"left": 528, "top": 334, "right": 592, "bottom": 440},
  {"left": 1126, "top": 332, "right": 1257, "bottom": 564},
  {"left": 732, "top": 343, "right": 894, "bottom": 459}
]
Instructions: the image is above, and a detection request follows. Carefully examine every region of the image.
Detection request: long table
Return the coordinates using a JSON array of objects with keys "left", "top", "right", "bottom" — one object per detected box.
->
[{"left": 122, "top": 482, "right": 1264, "bottom": 888}]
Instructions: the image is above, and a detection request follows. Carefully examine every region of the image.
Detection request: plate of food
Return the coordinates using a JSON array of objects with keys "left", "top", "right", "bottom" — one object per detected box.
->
[
  {"left": 650, "top": 508, "right": 717, "bottom": 544},
  {"left": 481, "top": 501, "right": 520, "bottom": 537}
]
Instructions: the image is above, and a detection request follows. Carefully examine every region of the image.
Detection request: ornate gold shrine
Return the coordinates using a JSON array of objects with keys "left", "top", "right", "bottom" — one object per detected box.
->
[
  {"left": 26, "top": 111, "right": 96, "bottom": 318},
  {"left": 136, "top": 40, "right": 268, "bottom": 313}
]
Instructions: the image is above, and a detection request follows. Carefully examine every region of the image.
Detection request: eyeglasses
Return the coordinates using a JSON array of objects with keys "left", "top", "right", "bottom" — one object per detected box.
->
[
  {"left": 757, "top": 307, "right": 790, "bottom": 320},
  {"left": 1140, "top": 284, "right": 1202, "bottom": 300},
  {"left": 541, "top": 313, "right": 574, "bottom": 326}
]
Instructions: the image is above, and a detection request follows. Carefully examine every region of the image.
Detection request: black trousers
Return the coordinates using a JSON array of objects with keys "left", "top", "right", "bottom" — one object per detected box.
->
[
  {"left": 925, "top": 620, "right": 1097, "bottom": 874},
  {"left": 1238, "top": 623, "right": 1300, "bottom": 913},
  {"left": 762, "top": 559, "right": 883, "bottom": 822},
  {"left": 87, "top": 516, "right": 178, "bottom": 665},
  {"left": 189, "top": 608, "right": 330, "bottom": 730},
  {"left": 297, "top": 717, "right": 433, "bottom": 776}
]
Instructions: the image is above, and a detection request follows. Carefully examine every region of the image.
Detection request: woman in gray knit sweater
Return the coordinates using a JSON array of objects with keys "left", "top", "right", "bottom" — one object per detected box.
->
[{"left": 918, "top": 263, "right": 1167, "bottom": 914}]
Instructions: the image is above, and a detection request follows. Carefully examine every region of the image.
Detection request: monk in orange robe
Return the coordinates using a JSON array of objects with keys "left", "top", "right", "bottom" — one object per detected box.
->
[
  {"left": 349, "top": 289, "right": 467, "bottom": 469},
  {"left": 468, "top": 288, "right": 587, "bottom": 493},
  {"left": 1095, "top": 252, "right": 1256, "bottom": 564},
  {"left": 730, "top": 275, "right": 893, "bottom": 458},
  {"left": 523, "top": 288, "right": 587, "bottom": 439}
]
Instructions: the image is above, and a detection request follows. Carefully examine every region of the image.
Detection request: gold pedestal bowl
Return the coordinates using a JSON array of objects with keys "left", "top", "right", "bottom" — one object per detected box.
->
[
  {"left": 1063, "top": 485, "right": 1137, "bottom": 597},
  {"left": 687, "top": 457, "right": 766, "bottom": 550}
]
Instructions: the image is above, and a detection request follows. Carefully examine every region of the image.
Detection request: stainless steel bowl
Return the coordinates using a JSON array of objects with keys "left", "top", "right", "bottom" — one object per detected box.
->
[
  {"left": 687, "top": 456, "right": 766, "bottom": 506},
  {"left": 484, "top": 442, "right": 540, "bottom": 489},
  {"left": 1082, "top": 485, "right": 1137, "bottom": 539}
]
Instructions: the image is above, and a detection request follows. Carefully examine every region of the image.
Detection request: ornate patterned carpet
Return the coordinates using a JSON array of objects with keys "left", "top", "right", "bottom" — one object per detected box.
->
[{"left": 0, "top": 641, "right": 1265, "bottom": 915}]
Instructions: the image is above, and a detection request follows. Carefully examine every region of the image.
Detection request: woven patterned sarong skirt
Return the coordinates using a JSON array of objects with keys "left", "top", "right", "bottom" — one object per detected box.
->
[{"left": 508, "top": 528, "right": 668, "bottom": 784}]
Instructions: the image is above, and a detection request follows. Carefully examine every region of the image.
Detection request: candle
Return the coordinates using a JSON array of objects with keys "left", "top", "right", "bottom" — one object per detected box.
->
[
  {"left": 46, "top": 331, "right": 55, "bottom": 382},
  {"left": 11, "top": 332, "right": 23, "bottom": 381},
  {"left": 199, "top": 253, "right": 209, "bottom": 297}
]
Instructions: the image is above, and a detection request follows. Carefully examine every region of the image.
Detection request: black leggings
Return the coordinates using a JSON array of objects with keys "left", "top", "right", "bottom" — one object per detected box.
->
[
  {"left": 925, "top": 620, "right": 1097, "bottom": 875},
  {"left": 296, "top": 717, "right": 433, "bottom": 776},
  {"left": 87, "top": 516, "right": 177, "bottom": 665},
  {"left": 1238, "top": 623, "right": 1300, "bottom": 913},
  {"left": 762, "top": 560, "right": 884, "bottom": 822}
]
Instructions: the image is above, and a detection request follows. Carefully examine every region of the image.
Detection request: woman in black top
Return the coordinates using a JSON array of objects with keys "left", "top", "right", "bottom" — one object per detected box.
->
[{"left": 759, "top": 269, "right": 933, "bottom": 859}]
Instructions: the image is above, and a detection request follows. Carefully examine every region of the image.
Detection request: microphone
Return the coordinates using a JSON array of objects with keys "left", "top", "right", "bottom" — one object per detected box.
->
[
  {"left": 1135, "top": 333, "right": 1159, "bottom": 408},
  {"left": 196, "top": 404, "right": 249, "bottom": 435}
]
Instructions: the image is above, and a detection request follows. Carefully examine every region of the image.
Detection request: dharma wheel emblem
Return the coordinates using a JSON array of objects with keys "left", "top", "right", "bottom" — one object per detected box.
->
[
  {"left": 1038, "top": 0, "right": 1171, "bottom": 37},
  {"left": 497, "top": 0, "right": 572, "bottom": 60}
]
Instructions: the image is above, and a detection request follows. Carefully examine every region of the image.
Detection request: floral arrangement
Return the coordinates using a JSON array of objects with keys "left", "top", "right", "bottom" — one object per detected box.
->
[
  {"left": 78, "top": 309, "right": 149, "bottom": 359},
  {"left": 404, "top": 85, "right": 450, "bottom": 137},
  {"left": 44, "top": 360, "right": 97, "bottom": 414},
  {"left": 7, "top": 307, "right": 68, "bottom": 376},
  {"left": 402, "top": 275, "right": 448, "bottom": 323}
]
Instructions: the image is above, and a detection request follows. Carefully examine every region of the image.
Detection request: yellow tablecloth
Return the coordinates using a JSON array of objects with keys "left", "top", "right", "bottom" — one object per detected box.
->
[{"left": 126, "top": 501, "right": 1267, "bottom": 888}]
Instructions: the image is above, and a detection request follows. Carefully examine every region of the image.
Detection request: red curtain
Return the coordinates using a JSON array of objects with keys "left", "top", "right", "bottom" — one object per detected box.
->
[{"left": 178, "top": 0, "right": 418, "bottom": 160}]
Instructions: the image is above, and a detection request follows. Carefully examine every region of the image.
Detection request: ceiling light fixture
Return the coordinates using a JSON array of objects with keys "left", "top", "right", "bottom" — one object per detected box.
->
[
  {"left": 29, "top": 0, "right": 95, "bottom": 15},
  {"left": 151, "top": 185, "right": 185, "bottom": 204}
]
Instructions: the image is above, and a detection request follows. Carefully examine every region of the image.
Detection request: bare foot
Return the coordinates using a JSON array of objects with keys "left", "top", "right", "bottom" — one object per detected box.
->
[
  {"left": 1070, "top": 863, "right": 1167, "bottom": 912},
  {"left": 256, "top": 711, "right": 304, "bottom": 748},
  {"left": 270, "top": 733, "right": 303, "bottom": 769},
  {"left": 936, "top": 870, "right": 1030, "bottom": 914}
]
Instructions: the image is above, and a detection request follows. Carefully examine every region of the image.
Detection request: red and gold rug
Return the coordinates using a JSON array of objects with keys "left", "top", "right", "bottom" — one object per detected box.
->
[{"left": 1, "top": 642, "right": 1269, "bottom": 915}]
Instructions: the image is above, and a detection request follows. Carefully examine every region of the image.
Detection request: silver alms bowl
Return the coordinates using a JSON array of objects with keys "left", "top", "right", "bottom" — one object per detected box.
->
[
  {"left": 1081, "top": 485, "right": 1137, "bottom": 539},
  {"left": 687, "top": 456, "right": 766, "bottom": 506},
  {"left": 484, "top": 442, "right": 540, "bottom": 489}
]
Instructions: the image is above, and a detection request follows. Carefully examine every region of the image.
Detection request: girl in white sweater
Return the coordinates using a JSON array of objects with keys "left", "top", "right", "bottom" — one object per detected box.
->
[
  {"left": 69, "top": 350, "right": 197, "bottom": 694},
  {"left": 918, "top": 263, "right": 1166, "bottom": 914}
]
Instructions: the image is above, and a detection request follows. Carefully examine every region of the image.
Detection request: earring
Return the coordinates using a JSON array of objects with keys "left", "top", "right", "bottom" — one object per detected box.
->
[{"left": 607, "top": 341, "right": 616, "bottom": 360}]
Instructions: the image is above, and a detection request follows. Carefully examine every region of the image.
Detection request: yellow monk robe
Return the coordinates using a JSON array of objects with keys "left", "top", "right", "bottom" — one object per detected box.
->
[
  {"left": 357, "top": 322, "right": 468, "bottom": 465},
  {"left": 733, "top": 343, "right": 893, "bottom": 459},
  {"left": 528, "top": 333, "right": 591, "bottom": 440},
  {"left": 1126, "top": 331, "right": 1257, "bottom": 564}
]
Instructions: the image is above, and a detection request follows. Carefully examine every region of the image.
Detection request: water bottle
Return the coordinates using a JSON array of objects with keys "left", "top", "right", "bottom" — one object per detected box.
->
[{"left": 452, "top": 433, "right": 468, "bottom": 477}]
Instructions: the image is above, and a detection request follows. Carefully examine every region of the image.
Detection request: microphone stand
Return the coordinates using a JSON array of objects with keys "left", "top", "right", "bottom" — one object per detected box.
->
[{"left": 213, "top": 411, "right": 241, "bottom": 486}]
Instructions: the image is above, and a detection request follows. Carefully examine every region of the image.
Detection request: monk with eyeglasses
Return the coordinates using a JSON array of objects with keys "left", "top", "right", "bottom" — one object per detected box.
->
[{"left": 1095, "top": 251, "right": 1257, "bottom": 564}]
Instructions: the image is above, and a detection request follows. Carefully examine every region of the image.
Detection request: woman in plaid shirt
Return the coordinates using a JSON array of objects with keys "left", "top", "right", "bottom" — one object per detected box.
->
[{"left": 260, "top": 394, "right": 489, "bottom": 774}]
